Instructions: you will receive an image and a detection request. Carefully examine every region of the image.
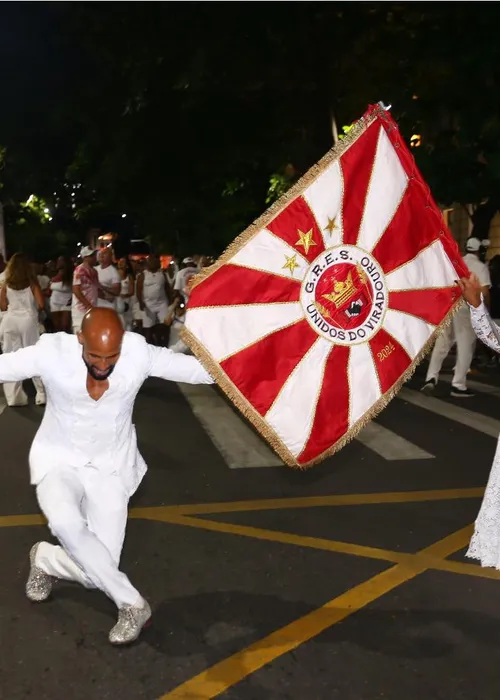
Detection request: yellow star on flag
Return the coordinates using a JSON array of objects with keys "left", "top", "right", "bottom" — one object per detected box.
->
[
  {"left": 295, "top": 229, "right": 317, "bottom": 256},
  {"left": 324, "top": 217, "right": 338, "bottom": 235},
  {"left": 282, "top": 254, "right": 300, "bottom": 277}
]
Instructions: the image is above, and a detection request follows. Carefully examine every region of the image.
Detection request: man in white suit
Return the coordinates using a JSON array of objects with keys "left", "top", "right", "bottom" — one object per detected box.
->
[{"left": 0, "top": 307, "right": 213, "bottom": 645}]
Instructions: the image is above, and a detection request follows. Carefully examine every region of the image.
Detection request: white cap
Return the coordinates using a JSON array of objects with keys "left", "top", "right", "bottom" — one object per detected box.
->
[
  {"left": 465, "top": 237, "right": 481, "bottom": 252},
  {"left": 80, "top": 246, "right": 97, "bottom": 258},
  {"left": 182, "top": 256, "right": 195, "bottom": 264},
  {"left": 481, "top": 239, "right": 491, "bottom": 248}
]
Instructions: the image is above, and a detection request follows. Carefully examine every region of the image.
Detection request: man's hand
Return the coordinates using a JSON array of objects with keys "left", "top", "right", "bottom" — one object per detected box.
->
[{"left": 457, "top": 273, "right": 482, "bottom": 308}]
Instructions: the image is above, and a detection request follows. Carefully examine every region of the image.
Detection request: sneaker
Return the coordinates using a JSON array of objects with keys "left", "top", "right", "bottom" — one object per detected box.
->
[
  {"left": 421, "top": 379, "right": 437, "bottom": 395},
  {"left": 109, "top": 599, "right": 152, "bottom": 645},
  {"left": 450, "top": 386, "right": 474, "bottom": 398},
  {"left": 26, "top": 543, "right": 52, "bottom": 602}
]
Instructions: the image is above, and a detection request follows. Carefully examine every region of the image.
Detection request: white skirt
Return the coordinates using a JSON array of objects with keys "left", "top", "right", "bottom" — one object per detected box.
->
[{"left": 467, "top": 435, "right": 500, "bottom": 569}]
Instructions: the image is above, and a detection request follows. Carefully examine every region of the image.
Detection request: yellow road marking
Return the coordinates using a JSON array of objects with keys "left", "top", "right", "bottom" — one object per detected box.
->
[
  {"left": 163, "top": 513, "right": 406, "bottom": 564},
  {"left": 433, "top": 556, "right": 500, "bottom": 581},
  {"left": 0, "top": 492, "right": 495, "bottom": 698},
  {"left": 161, "top": 527, "right": 472, "bottom": 699},
  {"left": 148, "top": 487, "right": 485, "bottom": 516},
  {"left": 0, "top": 514, "right": 45, "bottom": 527},
  {"left": 0, "top": 487, "right": 484, "bottom": 528},
  {"left": 162, "top": 516, "right": 500, "bottom": 582}
]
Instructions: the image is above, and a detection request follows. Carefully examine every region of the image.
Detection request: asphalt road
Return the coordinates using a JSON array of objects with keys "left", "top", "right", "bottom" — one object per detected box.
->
[{"left": 1, "top": 363, "right": 500, "bottom": 700}]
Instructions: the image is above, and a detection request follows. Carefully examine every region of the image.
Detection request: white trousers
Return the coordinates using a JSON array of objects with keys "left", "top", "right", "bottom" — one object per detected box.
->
[
  {"left": 425, "top": 308, "right": 477, "bottom": 390},
  {"left": 35, "top": 466, "right": 141, "bottom": 609},
  {"left": 143, "top": 301, "right": 170, "bottom": 328},
  {"left": 1, "top": 315, "right": 45, "bottom": 406},
  {"left": 72, "top": 311, "right": 84, "bottom": 334}
]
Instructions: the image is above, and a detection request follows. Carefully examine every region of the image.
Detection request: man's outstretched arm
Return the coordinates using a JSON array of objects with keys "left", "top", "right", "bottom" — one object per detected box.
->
[
  {"left": 147, "top": 345, "right": 214, "bottom": 385},
  {"left": 0, "top": 344, "right": 41, "bottom": 382}
]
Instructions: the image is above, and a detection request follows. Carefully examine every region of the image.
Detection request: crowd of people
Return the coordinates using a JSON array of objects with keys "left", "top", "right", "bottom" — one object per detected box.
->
[{"left": 0, "top": 246, "right": 205, "bottom": 407}]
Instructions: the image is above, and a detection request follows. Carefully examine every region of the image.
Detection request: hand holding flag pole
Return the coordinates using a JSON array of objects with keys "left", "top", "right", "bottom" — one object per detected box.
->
[{"left": 457, "top": 274, "right": 482, "bottom": 308}]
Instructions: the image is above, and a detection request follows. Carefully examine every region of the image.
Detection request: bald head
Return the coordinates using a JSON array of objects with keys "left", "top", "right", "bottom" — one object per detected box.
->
[{"left": 78, "top": 308, "right": 124, "bottom": 381}]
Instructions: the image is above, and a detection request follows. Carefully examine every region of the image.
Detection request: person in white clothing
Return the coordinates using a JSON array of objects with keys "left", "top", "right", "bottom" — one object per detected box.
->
[
  {"left": 72, "top": 247, "right": 99, "bottom": 333},
  {"left": 164, "top": 297, "right": 189, "bottom": 353},
  {"left": 50, "top": 256, "right": 73, "bottom": 333},
  {"left": 0, "top": 307, "right": 213, "bottom": 645},
  {"left": 174, "top": 257, "right": 198, "bottom": 303},
  {"left": 136, "top": 254, "right": 170, "bottom": 343},
  {"left": 421, "top": 237, "right": 491, "bottom": 398},
  {"left": 165, "top": 257, "right": 179, "bottom": 289},
  {"left": 0, "top": 253, "right": 46, "bottom": 407},
  {"left": 116, "top": 257, "right": 135, "bottom": 331},
  {"left": 34, "top": 262, "right": 51, "bottom": 331},
  {"left": 96, "top": 248, "right": 121, "bottom": 310},
  {"left": 457, "top": 274, "right": 500, "bottom": 570},
  {"left": 130, "top": 258, "right": 146, "bottom": 331}
]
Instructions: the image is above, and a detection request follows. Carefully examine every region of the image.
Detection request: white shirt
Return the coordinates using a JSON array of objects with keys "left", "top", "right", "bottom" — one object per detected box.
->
[
  {"left": 463, "top": 253, "right": 491, "bottom": 288},
  {"left": 96, "top": 264, "right": 121, "bottom": 309},
  {"left": 142, "top": 270, "right": 167, "bottom": 307},
  {"left": 0, "top": 332, "right": 213, "bottom": 494},
  {"left": 174, "top": 267, "right": 197, "bottom": 299}
]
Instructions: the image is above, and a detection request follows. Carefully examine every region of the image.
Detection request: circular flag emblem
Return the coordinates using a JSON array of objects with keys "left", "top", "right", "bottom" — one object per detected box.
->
[{"left": 300, "top": 246, "right": 388, "bottom": 345}]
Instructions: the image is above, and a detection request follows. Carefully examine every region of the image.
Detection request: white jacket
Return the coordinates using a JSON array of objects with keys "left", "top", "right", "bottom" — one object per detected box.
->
[{"left": 0, "top": 332, "right": 213, "bottom": 494}]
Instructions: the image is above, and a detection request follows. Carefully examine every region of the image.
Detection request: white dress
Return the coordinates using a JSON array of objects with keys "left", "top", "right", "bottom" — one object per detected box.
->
[
  {"left": 50, "top": 279, "right": 72, "bottom": 313},
  {"left": 1, "top": 286, "right": 45, "bottom": 406},
  {"left": 142, "top": 270, "right": 169, "bottom": 328},
  {"left": 466, "top": 301, "right": 500, "bottom": 567}
]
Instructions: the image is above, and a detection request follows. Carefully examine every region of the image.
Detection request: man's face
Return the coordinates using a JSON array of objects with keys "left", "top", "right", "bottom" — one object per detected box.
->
[
  {"left": 99, "top": 249, "right": 112, "bottom": 267},
  {"left": 79, "top": 334, "right": 122, "bottom": 381}
]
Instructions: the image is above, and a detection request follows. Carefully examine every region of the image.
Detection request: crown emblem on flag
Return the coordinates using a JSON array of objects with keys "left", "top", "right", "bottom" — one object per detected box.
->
[
  {"left": 323, "top": 264, "right": 368, "bottom": 309},
  {"left": 323, "top": 270, "right": 357, "bottom": 308}
]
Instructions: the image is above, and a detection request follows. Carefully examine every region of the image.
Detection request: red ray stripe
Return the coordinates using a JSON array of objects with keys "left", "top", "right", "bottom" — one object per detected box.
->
[
  {"left": 266, "top": 196, "right": 325, "bottom": 263},
  {"left": 389, "top": 288, "right": 460, "bottom": 325},
  {"left": 371, "top": 181, "right": 444, "bottom": 274},
  {"left": 376, "top": 109, "right": 468, "bottom": 280},
  {"left": 188, "top": 264, "right": 300, "bottom": 309},
  {"left": 297, "top": 345, "right": 350, "bottom": 465},
  {"left": 340, "top": 122, "right": 381, "bottom": 246},
  {"left": 221, "top": 319, "right": 318, "bottom": 417},
  {"left": 369, "top": 328, "right": 411, "bottom": 395}
]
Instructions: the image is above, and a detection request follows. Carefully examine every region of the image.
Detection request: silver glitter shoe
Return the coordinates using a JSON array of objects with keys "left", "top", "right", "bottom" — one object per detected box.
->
[
  {"left": 26, "top": 543, "right": 52, "bottom": 602},
  {"left": 108, "top": 600, "right": 152, "bottom": 645}
]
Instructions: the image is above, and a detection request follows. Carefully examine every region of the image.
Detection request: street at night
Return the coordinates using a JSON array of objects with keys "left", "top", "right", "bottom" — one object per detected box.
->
[{"left": 0, "top": 366, "right": 499, "bottom": 699}]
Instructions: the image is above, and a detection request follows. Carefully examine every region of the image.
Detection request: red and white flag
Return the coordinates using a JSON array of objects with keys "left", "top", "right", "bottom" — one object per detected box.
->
[{"left": 183, "top": 105, "right": 468, "bottom": 468}]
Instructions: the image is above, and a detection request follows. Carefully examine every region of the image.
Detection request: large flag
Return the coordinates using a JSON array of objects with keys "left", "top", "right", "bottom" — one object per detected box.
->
[{"left": 182, "top": 104, "right": 468, "bottom": 468}]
